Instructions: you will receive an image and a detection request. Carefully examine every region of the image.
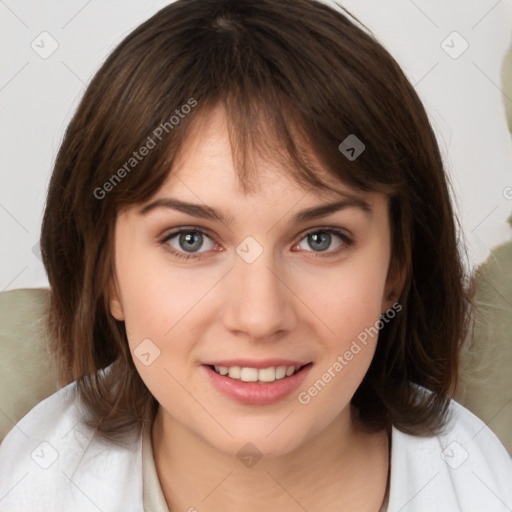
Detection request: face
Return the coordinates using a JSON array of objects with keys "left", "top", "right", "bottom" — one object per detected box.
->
[{"left": 109, "top": 105, "right": 403, "bottom": 458}]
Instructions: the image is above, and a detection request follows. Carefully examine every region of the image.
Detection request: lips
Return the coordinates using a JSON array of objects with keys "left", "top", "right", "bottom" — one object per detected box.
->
[{"left": 201, "top": 361, "right": 313, "bottom": 405}]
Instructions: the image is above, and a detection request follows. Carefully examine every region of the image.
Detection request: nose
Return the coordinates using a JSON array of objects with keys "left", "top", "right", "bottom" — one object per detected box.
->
[{"left": 220, "top": 246, "right": 298, "bottom": 341}]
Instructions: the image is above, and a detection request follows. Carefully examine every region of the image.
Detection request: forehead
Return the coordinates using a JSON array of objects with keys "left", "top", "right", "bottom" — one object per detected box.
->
[{"left": 159, "top": 103, "right": 376, "bottom": 206}]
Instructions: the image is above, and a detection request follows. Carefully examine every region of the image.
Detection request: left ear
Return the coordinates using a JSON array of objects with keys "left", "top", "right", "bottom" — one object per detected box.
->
[
  {"left": 108, "top": 272, "right": 125, "bottom": 321},
  {"left": 381, "top": 258, "right": 406, "bottom": 314}
]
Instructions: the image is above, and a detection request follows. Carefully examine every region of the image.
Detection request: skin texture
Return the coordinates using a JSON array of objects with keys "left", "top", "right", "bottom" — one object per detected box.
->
[{"left": 109, "top": 105, "right": 405, "bottom": 511}]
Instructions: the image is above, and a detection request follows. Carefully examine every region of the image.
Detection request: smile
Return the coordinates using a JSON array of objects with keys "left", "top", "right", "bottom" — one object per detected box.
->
[{"left": 202, "top": 362, "right": 313, "bottom": 405}]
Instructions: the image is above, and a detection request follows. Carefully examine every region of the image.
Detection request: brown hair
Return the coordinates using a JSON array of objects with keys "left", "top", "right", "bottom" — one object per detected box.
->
[{"left": 41, "top": 0, "right": 472, "bottom": 442}]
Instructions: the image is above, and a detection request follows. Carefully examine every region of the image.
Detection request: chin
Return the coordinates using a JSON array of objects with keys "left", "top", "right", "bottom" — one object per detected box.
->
[{"left": 206, "top": 426, "right": 309, "bottom": 462}]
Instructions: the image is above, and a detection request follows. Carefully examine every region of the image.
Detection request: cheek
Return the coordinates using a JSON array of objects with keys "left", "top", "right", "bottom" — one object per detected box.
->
[
  {"left": 115, "top": 258, "right": 206, "bottom": 412},
  {"left": 294, "top": 239, "right": 391, "bottom": 403},
  {"left": 302, "top": 243, "right": 390, "bottom": 340},
  {"left": 121, "top": 266, "right": 220, "bottom": 343},
  {"left": 114, "top": 237, "right": 197, "bottom": 340},
  {"left": 115, "top": 248, "right": 217, "bottom": 387}
]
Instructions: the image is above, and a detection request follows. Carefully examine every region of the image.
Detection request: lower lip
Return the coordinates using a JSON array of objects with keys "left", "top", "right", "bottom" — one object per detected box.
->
[{"left": 201, "top": 363, "right": 313, "bottom": 405}]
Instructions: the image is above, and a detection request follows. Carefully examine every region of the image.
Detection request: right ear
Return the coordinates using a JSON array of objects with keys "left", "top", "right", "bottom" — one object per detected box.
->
[{"left": 108, "top": 274, "right": 125, "bottom": 321}]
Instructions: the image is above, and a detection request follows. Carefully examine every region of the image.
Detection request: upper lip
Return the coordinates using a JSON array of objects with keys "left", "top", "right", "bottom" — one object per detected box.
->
[{"left": 203, "top": 359, "right": 312, "bottom": 369}]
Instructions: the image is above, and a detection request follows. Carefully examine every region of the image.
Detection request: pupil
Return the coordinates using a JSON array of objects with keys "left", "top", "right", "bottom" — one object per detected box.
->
[
  {"left": 181, "top": 231, "right": 202, "bottom": 252},
  {"left": 310, "top": 232, "right": 330, "bottom": 251}
]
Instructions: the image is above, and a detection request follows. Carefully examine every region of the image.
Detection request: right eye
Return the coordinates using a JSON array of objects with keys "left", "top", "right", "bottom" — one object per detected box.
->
[{"left": 159, "top": 228, "right": 218, "bottom": 260}]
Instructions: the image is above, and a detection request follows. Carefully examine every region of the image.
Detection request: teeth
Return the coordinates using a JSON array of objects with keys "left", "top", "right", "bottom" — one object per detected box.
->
[
  {"left": 213, "top": 365, "right": 299, "bottom": 382},
  {"left": 275, "top": 366, "right": 287, "bottom": 379},
  {"left": 228, "top": 366, "right": 241, "bottom": 379},
  {"left": 258, "top": 367, "right": 276, "bottom": 382}
]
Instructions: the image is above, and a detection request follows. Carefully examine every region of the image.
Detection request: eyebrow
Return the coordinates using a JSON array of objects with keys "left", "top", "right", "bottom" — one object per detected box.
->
[{"left": 139, "top": 195, "right": 373, "bottom": 225}]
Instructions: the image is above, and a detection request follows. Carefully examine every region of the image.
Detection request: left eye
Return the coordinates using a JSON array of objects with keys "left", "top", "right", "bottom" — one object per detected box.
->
[{"left": 295, "top": 228, "right": 352, "bottom": 254}]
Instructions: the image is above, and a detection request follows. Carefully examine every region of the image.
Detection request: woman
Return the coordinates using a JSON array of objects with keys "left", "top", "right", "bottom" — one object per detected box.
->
[{"left": 0, "top": 0, "right": 510, "bottom": 510}]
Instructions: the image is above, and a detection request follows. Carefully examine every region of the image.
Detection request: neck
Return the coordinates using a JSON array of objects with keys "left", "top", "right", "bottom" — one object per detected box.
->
[{"left": 152, "top": 406, "right": 389, "bottom": 512}]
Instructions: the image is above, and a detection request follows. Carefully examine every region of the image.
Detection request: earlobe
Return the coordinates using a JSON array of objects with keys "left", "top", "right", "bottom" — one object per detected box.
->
[
  {"left": 108, "top": 275, "right": 125, "bottom": 321},
  {"left": 381, "top": 260, "right": 406, "bottom": 314}
]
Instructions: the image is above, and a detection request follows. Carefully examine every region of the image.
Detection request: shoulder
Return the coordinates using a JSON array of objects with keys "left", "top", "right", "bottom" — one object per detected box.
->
[
  {"left": 388, "top": 396, "right": 512, "bottom": 512},
  {"left": 0, "top": 381, "right": 143, "bottom": 512}
]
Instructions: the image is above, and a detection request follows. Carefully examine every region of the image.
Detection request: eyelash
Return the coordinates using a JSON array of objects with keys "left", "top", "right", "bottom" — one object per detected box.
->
[{"left": 158, "top": 226, "right": 354, "bottom": 261}]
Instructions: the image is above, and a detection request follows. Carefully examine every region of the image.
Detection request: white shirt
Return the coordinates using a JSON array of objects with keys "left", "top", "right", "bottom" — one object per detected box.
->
[{"left": 0, "top": 381, "right": 511, "bottom": 511}]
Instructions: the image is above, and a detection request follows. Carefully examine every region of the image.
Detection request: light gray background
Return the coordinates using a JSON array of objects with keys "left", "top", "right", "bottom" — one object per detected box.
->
[{"left": 1, "top": 0, "right": 512, "bottom": 291}]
